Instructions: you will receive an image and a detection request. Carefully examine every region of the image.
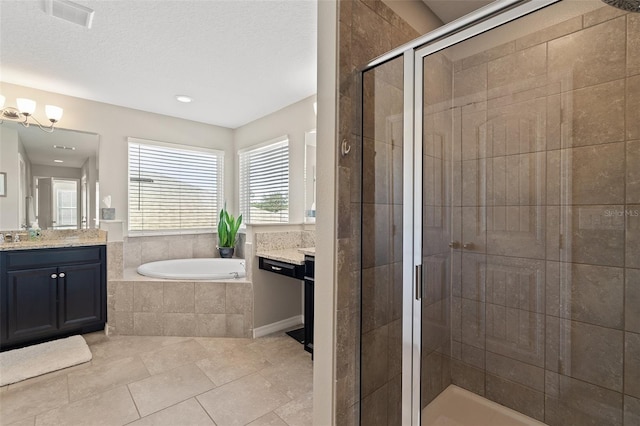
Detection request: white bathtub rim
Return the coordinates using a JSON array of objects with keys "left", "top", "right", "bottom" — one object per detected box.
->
[{"left": 136, "top": 258, "right": 247, "bottom": 281}]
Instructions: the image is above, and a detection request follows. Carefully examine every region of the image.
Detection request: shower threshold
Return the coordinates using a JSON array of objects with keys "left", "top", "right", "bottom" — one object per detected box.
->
[{"left": 423, "top": 385, "right": 547, "bottom": 426}]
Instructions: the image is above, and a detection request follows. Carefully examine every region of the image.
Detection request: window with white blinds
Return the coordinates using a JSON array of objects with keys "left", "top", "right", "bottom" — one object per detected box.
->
[
  {"left": 128, "top": 138, "right": 224, "bottom": 232},
  {"left": 239, "top": 136, "right": 289, "bottom": 224}
]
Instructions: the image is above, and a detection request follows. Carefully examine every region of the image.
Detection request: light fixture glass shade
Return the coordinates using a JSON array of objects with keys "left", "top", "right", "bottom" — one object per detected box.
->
[
  {"left": 0, "top": 95, "right": 5, "bottom": 109},
  {"left": 45, "top": 105, "right": 64, "bottom": 122},
  {"left": 16, "top": 98, "right": 36, "bottom": 115}
]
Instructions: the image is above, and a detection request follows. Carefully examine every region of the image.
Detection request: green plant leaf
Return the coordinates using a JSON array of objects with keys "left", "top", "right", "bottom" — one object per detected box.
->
[{"left": 218, "top": 205, "right": 242, "bottom": 248}]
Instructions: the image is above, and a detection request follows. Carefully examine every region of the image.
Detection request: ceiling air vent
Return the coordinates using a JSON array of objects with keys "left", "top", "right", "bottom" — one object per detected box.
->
[{"left": 44, "top": 0, "right": 95, "bottom": 29}]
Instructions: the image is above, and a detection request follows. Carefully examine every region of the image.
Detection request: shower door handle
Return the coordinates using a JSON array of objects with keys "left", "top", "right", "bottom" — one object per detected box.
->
[{"left": 415, "top": 264, "right": 423, "bottom": 301}]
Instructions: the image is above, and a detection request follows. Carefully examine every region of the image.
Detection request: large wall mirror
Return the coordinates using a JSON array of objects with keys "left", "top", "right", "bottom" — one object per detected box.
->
[{"left": 0, "top": 122, "right": 99, "bottom": 231}]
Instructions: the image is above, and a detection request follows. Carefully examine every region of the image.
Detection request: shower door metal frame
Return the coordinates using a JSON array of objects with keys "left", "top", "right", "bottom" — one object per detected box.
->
[{"left": 393, "top": 0, "right": 565, "bottom": 424}]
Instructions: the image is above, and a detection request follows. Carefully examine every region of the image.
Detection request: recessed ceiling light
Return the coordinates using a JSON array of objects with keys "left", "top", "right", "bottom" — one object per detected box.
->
[
  {"left": 54, "top": 159, "right": 64, "bottom": 163},
  {"left": 53, "top": 145, "right": 76, "bottom": 150},
  {"left": 175, "top": 95, "right": 193, "bottom": 103}
]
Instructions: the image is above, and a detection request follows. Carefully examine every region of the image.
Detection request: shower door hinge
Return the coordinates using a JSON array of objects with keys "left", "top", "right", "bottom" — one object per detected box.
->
[{"left": 415, "top": 264, "right": 423, "bottom": 301}]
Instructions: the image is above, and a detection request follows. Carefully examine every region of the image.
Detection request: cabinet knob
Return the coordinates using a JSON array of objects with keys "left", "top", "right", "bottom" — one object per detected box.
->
[
  {"left": 50, "top": 273, "right": 57, "bottom": 279},
  {"left": 59, "top": 272, "right": 66, "bottom": 278},
  {"left": 463, "top": 242, "right": 474, "bottom": 249}
]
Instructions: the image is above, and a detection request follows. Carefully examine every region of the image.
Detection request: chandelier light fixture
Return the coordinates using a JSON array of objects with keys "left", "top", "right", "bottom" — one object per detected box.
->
[{"left": 0, "top": 95, "right": 63, "bottom": 133}]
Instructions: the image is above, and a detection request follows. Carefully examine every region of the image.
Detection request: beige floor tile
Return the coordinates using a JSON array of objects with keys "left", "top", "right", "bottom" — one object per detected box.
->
[
  {"left": 7, "top": 361, "right": 92, "bottom": 392},
  {"left": 195, "top": 337, "right": 253, "bottom": 354},
  {"left": 89, "top": 336, "right": 192, "bottom": 363},
  {"left": 196, "top": 345, "right": 271, "bottom": 386},
  {"left": 6, "top": 417, "right": 35, "bottom": 426},
  {"left": 247, "top": 337, "right": 305, "bottom": 365},
  {"left": 88, "top": 336, "right": 170, "bottom": 363},
  {"left": 128, "top": 398, "right": 214, "bottom": 426},
  {"left": 258, "top": 355, "right": 313, "bottom": 400},
  {"left": 128, "top": 364, "right": 215, "bottom": 417},
  {"left": 197, "top": 373, "right": 291, "bottom": 426},
  {"left": 67, "top": 356, "right": 150, "bottom": 402},
  {"left": 0, "top": 376, "right": 68, "bottom": 425},
  {"left": 139, "top": 339, "right": 209, "bottom": 375},
  {"left": 246, "top": 412, "right": 288, "bottom": 426},
  {"left": 274, "top": 392, "right": 313, "bottom": 426},
  {"left": 34, "top": 386, "right": 139, "bottom": 426},
  {"left": 82, "top": 331, "right": 110, "bottom": 346}
]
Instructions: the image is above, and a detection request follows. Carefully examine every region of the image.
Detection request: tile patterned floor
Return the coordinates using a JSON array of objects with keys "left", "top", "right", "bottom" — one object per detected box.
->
[{"left": 0, "top": 331, "right": 313, "bottom": 426}]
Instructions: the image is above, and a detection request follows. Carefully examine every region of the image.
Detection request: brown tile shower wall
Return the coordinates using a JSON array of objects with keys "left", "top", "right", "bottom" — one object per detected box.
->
[
  {"left": 336, "top": 1, "right": 420, "bottom": 424},
  {"left": 440, "top": 7, "right": 640, "bottom": 425},
  {"left": 361, "top": 57, "right": 405, "bottom": 426},
  {"left": 421, "top": 49, "right": 455, "bottom": 408}
]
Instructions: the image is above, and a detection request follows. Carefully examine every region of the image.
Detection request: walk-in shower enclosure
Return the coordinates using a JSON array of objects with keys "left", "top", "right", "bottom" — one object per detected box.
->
[{"left": 359, "top": 0, "right": 640, "bottom": 424}]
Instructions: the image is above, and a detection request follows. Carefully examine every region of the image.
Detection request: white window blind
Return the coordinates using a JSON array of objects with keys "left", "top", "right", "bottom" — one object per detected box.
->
[
  {"left": 128, "top": 138, "right": 224, "bottom": 232},
  {"left": 239, "top": 136, "right": 289, "bottom": 224}
]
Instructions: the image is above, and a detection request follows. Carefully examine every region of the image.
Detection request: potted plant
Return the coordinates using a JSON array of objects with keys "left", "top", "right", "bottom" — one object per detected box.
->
[{"left": 217, "top": 205, "right": 242, "bottom": 258}]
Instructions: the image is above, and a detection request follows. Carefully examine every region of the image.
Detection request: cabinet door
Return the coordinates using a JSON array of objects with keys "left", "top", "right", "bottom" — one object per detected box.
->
[
  {"left": 6, "top": 267, "right": 59, "bottom": 342},
  {"left": 58, "top": 262, "right": 103, "bottom": 329}
]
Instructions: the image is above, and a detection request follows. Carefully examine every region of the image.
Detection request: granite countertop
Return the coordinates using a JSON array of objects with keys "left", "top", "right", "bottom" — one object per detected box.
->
[
  {"left": 256, "top": 247, "right": 315, "bottom": 265},
  {"left": 0, "top": 230, "right": 107, "bottom": 251},
  {"left": 298, "top": 247, "right": 315, "bottom": 256}
]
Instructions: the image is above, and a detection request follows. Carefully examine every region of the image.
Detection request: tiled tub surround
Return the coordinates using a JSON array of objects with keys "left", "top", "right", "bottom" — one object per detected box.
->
[
  {"left": 123, "top": 233, "right": 246, "bottom": 270},
  {"left": 107, "top": 270, "right": 253, "bottom": 338},
  {"left": 416, "top": 5, "right": 640, "bottom": 426},
  {"left": 106, "top": 232, "right": 252, "bottom": 338}
]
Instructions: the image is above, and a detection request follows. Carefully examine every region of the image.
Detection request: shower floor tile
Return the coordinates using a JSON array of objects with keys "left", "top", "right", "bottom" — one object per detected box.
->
[{"left": 423, "top": 385, "right": 547, "bottom": 426}]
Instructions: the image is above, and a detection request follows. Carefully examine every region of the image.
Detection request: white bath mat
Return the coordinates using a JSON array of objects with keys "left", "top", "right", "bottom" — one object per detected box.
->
[{"left": 0, "top": 335, "right": 92, "bottom": 386}]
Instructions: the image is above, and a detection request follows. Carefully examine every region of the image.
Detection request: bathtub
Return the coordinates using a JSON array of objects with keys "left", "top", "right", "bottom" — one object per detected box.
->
[{"left": 137, "top": 258, "right": 246, "bottom": 280}]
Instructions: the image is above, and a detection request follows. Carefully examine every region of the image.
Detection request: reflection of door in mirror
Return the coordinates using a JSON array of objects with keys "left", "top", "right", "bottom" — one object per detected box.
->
[
  {"left": 304, "top": 130, "right": 317, "bottom": 223},
  {"left": 36, "top": 177, "right": 52, "bottom": 229},
  {"left": 36, "top": 177, "right": 79, "bottom": 229},
  {"left": 52, "top": 179, "right": 78, "bottom": 229}
]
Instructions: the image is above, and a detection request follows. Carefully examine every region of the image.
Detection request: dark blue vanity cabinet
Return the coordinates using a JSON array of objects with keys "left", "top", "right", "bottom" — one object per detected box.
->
[
  {"left": 303, "top": 255, "right": 314, "bottom": 356},
  {"left": 0, "top": 245, "right": 107, "bottom": 351}
]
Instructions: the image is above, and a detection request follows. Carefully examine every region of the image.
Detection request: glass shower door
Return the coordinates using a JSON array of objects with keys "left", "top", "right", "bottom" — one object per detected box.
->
[
  {"left": 416, "top": 1, "right": 638, "bottom": 425},
  {"left": 360, "top": 55, "right": 405, "bottom": 426}
]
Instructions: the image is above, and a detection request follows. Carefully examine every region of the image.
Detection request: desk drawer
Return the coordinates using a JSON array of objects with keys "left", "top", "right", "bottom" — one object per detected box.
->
[{"left": 259, "top": 257, "right": 304, "bottom": 280}]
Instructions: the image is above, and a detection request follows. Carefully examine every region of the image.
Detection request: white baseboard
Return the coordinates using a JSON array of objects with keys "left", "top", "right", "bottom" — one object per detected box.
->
[{"left": 253, "top": 315, "right": 304, "bottom": 338}]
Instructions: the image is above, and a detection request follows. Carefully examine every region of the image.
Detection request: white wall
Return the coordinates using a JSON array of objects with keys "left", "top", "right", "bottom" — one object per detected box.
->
[
  {"left": 0, "top": 82, "right": 235, "bottom": 234},
  {"left": 232, "top": 95, "right": 317, "bottom": 329},
  {"left": 233, "top": 94, "right": 317, "bottom": 224},
  {"left": 31, "top": 164, "right": 81, "bottom": 180},
  {"left": 0, "top": 126, "right": 20, "bottom": 230}
]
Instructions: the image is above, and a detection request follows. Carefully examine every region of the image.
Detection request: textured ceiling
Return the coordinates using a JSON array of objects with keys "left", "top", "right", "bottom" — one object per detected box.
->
[{"left": 0, "top": 0, "right": 317, "bottom": 129}]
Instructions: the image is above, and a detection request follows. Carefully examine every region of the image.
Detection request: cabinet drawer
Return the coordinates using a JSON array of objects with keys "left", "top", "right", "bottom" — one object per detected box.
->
[
  {"left": 5, "top": 246, "right": 105, "bottom": 270},
  {"left": 259, "top": 257, "right": 304, "bottom": 280}
]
